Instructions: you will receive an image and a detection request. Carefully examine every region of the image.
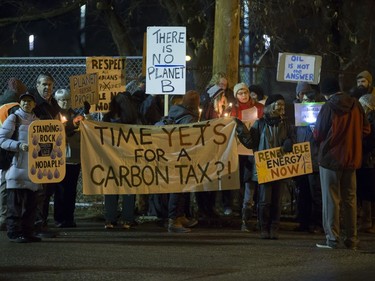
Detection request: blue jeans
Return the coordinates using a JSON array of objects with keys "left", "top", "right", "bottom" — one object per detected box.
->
[{"left": 104, "top": 194, "right": 135, "bottom": 223}]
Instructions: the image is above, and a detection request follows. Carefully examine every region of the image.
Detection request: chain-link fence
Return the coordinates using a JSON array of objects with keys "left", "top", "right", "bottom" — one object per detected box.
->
[
  {"left": 0, "top": 56, "right": 143, "bottom": 93},
  {"left": 0, "top": 57, "right": 295, "bottom": 217}
]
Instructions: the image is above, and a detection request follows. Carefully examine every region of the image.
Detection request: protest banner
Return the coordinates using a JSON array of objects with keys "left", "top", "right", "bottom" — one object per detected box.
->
[
  {"left": 69, "top": 73, "right": 99, "bottom": 109},
  {"left": 86, "top": 56, "right": 126, "bottom": 112},
  {"left": 277, "top": 53, "right": 322, "bottom": 84},
  {"left": 294, "top": 102, "right": 324, "bottom": 126},
  {"left": 146, "top": 26, "right": 186, "bottom": 95},
  {"left": 80, "top": 117, "right": 239, "bottom": 195},
  {"left": 28, "top": 120, "right": 66, "bottom": 183},
  {"left": 254, "top": 142, "right": 312, "bottom": 184}
]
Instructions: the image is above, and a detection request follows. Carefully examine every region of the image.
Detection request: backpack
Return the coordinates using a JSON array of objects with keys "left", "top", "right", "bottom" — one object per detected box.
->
[
  {"left": 0, "top": 114, "right": 20, "bottom": 170},
  {"left": 0, "top": 102, "right": 19, "bottom": 126}
]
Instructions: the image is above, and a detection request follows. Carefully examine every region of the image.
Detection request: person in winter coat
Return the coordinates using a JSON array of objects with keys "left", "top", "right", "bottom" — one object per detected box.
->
[
  {"left": 293, "top": 89, "right": 325, "bottom": 233},
  {"left": 314, "top": 77, "right": 370, "bottom": 250},
  {"left": 356, "top": 94, "right": 375, "bottom": 234},
  {"left": 102, "top": 92, "right": 140, "bottom": 230},
  {"left": 166, "top": 90, "right": 200, "bottom": 233},
  {"left": 231, "top": 82, "right": 264, "bottom": 231},
  {"left": 235, "top": 94, "right": 295, "bottom": 239},
  {"left": 53, "top": 89, "right": 85, "bottom": 228},
  {"left": 0, "top": 93, "right": 41, "bottom": 243},
  {"left": 0, "top": 77, "right": 28, "bottom": 231}
]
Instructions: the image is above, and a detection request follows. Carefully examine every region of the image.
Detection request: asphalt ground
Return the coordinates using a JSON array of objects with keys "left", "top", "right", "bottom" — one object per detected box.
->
[{"left": 1, "top": 215, "right": 375, "bottom": 281}]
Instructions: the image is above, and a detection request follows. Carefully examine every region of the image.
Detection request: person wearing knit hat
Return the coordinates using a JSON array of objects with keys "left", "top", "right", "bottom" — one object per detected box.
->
[
  {"left": 230, "top": 82, "right": 265, "bottom": 230},
  {"left": 314, "top": 75, "right": 371, "bottom": 249},
  {"left": 264, "top": 94, "right": 286, "bottom": 120},
  {"left": 357, "top": 70, "right": 375, "bottom": 95},
  {"left": 234, "top": 91, "right": 294, "bottom": 238},
  {"left": 0, "top": 78, "right": 28, "bottom": 231},
  {"left": 357, "top": 93, "right": 375, "bottom": 234},
  {"left": 198, "top": 84, "right": 229, "bottom": 220},
  {"left": 295, "top": 82, "right": 312, "bottom": 103},
  {"left": 319, "top": 77, "right": 341, "bottom": 97},
  {"left": 249, "top": 84, "right": 267, "bottom": 103}
]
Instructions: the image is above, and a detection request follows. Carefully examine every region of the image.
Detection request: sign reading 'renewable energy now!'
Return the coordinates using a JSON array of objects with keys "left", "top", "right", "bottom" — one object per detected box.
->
[{"left": 146, "top": 26, "right": 186, "bottom": 95}]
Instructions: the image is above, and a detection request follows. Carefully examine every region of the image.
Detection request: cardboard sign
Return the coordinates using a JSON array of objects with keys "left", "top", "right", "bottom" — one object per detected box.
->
[
  {"left": 277, "top": 53, "right": 322, "bottom": 84},
  {"left": 146, "top": 26, "right": 186, "bottom": 95},
  {"left": 28, "top": 120, "right": 66, "bottom": 183},
  {"left": 254, "top": 142, "right": 312, "bottom": 184},
  {"left": 86, "top": 57, "right": 126, "bottom": 112},
  {"left": 69, "top": 73, "right": 99, "bottom": 109},
  {"left": 294, "top": 102, "right": 324, "bottom": 126}
]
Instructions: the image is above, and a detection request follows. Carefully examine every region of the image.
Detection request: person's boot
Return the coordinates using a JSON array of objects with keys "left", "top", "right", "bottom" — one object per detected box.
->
[
  {"left": 259, "top": 203, "right": 270, "bottom": 239},
  {"left": 270, "top": 223, "right": 280, "bottom": 240},
  {"left": 177, "top": 216, "right": 198, "bottom": 228},
  {"left": 168, "top": 219, "right": 191, "bottom": 233},
  {"left": 241, "top": 207, "right": 253, "bottom": 232},
  {"left": 359, "top": 201, "right": 372, "bottom": 232}
]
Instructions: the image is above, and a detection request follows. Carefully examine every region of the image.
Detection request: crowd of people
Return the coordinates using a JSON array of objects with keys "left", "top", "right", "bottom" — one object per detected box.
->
[{"left": 0, "top": 70, "right": 374, "bottom": 250}]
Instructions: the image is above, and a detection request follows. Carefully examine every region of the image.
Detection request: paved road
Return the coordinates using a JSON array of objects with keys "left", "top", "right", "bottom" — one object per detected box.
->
[{"left": 1, "top": 218, "right": 375, "bottom": 281}]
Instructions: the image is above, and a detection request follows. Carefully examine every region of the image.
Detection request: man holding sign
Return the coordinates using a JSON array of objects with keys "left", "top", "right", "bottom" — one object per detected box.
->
[{"left": 236, "top": 94, "right": 295, "bottom": 239}]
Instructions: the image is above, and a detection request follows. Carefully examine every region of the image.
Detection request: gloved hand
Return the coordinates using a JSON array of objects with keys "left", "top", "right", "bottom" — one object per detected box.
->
[
  {"left": 234, "top": 118, "right": 248, "bottom": 135},
  {"left": 282, "top": 138, "right": 293, "bottom": 153},
  {"left": 84, "top": 101, "right": 91, "bottom": 114}
]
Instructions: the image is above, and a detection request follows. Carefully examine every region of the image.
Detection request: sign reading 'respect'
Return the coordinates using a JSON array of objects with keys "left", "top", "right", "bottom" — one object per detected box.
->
[{"left": 146, "top": 26, "right": 186, "bottom": 95}]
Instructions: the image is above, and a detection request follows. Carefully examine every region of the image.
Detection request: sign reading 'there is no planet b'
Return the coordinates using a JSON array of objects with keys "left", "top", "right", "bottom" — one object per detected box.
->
[{"left": 146, "top": 26, "right": 186, "bottom": 95}]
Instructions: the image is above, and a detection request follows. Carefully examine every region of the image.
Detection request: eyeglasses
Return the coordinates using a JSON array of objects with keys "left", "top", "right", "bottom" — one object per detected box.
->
[{"left": 237, "top": 91, "right": 249, "bottom": 96}]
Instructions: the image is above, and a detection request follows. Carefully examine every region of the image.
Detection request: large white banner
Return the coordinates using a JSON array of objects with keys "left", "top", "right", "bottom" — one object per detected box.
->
[
  {"left": 80, "top": 117, "right": 239, "bottom": 195},
  {"left": 146, "top": 26, "right": 186, "bottom": 95}
]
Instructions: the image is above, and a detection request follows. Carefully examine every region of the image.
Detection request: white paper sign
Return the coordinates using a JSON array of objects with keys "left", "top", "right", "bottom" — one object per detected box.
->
[
  {"left": 276, "top": 53, "right": 322, "bottom": 84},
  {"left": 146, "top": 26, "right": 186, "bottom": 95}
]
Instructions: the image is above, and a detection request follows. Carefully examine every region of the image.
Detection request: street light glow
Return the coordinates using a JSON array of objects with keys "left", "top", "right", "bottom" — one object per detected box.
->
[{"left": 29, "top": 35, "right": 35, "bottom": 51}]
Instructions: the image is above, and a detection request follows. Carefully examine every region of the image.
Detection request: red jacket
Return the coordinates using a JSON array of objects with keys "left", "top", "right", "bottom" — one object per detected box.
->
[{"left": 314, "top": 92, "right": 371, "bottom": 170}]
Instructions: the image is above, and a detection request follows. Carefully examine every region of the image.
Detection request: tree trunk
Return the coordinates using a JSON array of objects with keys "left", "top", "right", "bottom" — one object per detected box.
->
[{"left": 213, "top": 0, "right": 240, "bottom": 88}]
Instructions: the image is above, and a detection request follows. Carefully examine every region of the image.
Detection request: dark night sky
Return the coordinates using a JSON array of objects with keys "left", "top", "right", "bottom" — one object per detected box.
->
[{"left": 0, "top": 1, "right": 158, "bottom": 57}]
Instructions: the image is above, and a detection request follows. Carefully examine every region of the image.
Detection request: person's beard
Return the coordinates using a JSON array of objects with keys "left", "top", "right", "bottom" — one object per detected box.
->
[{"left": 357, "top": 85, "right": 369, "bottom": 92}]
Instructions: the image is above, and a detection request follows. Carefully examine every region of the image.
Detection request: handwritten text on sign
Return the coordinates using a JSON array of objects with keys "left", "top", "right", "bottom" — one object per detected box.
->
[
  {"left": 146, "top": 26, "right": 186, "bottom": 95},
  {"left": 86, "top": 57, "right": 126, "bottom": 112},
  {"left": 28, "top": 120, "right": 66, "bottom": 183},
  {"left": 80, "top": 117, "right": 239, "bottom": 195},
  {"left": 284, "top": 55, "right": 315, "bottom": 82},
  {"left": 254, "top": 142, "right": 312, "bottom": 184},
  {"left": 69, "top": 73, "right": 99, "bottom": 109}
]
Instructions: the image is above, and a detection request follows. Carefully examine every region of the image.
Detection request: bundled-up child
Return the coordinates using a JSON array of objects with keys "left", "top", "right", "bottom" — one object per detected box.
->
[{"left": 0, "top": 93, "right": 41, "bottom": 243}]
